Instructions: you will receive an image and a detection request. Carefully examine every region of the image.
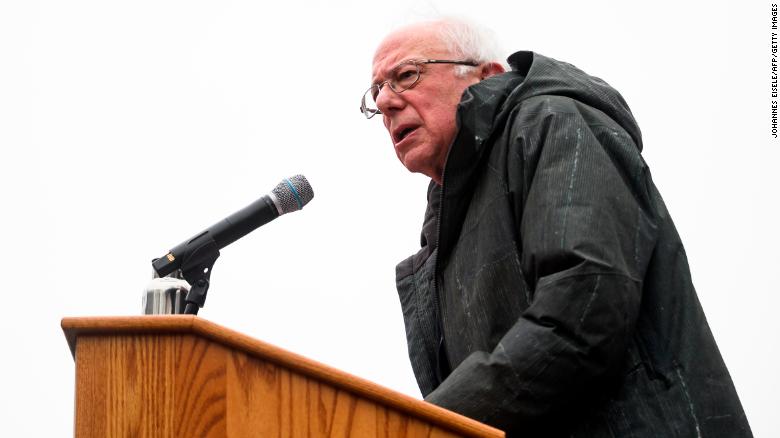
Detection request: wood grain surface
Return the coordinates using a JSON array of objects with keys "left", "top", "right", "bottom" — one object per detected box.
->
[{"left": 64, "top": 316, "right": 504, "bottom": 438}]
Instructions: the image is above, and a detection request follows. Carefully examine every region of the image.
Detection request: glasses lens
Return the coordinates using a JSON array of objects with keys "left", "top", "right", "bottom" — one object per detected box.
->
[
  {"left": 392, "top": 63, "right": 420, "bottom": 92},
  {"left": 360, "top": 63, "right": 420, "bottom": 119},
  {"left": 362, "top": 86, "right": 380, "bottom": 119}
]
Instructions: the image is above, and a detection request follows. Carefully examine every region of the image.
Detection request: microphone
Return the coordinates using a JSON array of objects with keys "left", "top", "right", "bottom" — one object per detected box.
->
[{"left": 152, "top": 174, "right": 314, "bottom": 278}]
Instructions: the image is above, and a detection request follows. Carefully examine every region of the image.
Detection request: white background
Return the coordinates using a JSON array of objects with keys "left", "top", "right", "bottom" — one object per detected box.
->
[{"left": 1, "top": 1, "right": 777, "bottom": 436}]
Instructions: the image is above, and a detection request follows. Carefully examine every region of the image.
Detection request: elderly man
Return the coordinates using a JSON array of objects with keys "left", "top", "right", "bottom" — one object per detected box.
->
[{"left": 362, "top": 19, "right": 752, "bottom": 437}]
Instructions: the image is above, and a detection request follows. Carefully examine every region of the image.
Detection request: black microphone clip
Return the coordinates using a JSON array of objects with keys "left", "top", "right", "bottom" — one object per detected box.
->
[{"left": 152, "top": 230, "right": 221, "bottom": 315}]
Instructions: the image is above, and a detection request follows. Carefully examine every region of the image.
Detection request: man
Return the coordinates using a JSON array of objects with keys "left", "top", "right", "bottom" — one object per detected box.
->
[{"left": 361, "top": 18, "right": 752, "bottom": 437}]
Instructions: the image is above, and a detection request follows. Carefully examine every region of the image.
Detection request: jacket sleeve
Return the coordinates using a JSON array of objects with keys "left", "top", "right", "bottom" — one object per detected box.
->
[{"left": 424, "top": 98, "right": 658, "bottom": 432}]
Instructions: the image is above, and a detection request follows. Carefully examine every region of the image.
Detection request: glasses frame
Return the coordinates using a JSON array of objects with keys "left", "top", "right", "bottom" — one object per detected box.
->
[{"left": 360, "top": 59, "right": 479, "bottom": 119}]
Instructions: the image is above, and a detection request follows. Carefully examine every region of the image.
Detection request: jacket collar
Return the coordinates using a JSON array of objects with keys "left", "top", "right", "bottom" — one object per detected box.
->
[
  {"left": 435, "top": 62, "right": 526, "bottom": 260},
  {"left": 442, "top": 67, "right": 527, "bottom": 197}
]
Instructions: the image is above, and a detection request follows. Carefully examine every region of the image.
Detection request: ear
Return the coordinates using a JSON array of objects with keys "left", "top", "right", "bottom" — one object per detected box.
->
[{"left": 480, "top": 62, "right": 506, "bottom": 80}]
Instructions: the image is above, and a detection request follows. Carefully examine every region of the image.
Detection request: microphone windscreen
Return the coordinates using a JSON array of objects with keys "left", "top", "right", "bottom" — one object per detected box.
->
[{"left": 270, "top": 174, "right": 314, "bottom": 215}]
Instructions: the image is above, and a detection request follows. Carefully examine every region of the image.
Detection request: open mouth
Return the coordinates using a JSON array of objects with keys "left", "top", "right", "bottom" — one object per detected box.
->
[{"left": 394, "top": 126, "right": 419, "bottom": 144}]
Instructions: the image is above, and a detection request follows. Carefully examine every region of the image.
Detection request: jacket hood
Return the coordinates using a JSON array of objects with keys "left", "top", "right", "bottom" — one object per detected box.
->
[
  {"left": 504, "top": 51, "right": 643, "bottom": 151},
  {"left": 436, "top": 51, "right": 644, "bottom": 266},
  {"left": 449, "top": 52, "right": 643, "bottom": 182}
]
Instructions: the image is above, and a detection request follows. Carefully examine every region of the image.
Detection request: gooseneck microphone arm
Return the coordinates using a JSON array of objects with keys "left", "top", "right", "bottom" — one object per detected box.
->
[{"left": 151, "top": 175, "right": 313, "bottom": 315}]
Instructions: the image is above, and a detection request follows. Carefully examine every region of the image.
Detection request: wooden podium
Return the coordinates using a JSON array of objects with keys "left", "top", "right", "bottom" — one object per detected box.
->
[{"left": 62, "top": 316, "right": 504, "bottom": 437}]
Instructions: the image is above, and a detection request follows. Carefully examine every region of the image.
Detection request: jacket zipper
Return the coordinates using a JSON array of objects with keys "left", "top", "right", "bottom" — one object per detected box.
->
[{"left": 432, "top": 171, "right": 450, "bottom": 384}]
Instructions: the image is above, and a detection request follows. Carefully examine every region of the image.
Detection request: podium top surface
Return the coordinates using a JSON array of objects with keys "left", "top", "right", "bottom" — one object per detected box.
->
[{"left": 62, "top": 316, "right": 504, "bottom": 438}]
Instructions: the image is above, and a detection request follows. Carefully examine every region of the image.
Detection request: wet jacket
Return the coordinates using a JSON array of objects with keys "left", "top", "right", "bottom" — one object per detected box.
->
[{"left": 395, "top": 51, "right": 752, "bottom": 437}]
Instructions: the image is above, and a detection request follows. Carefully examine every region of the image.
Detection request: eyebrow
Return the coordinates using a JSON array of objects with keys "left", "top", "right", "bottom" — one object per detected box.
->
[
  {"left": 371, "top": 59, "right": 412, "bottom": 87},
  {"left": 370, "top": 65, "right": 392, "bottom": 87},
  {"left": 370, "top": 67, "right": 385, "bottom": 87}
]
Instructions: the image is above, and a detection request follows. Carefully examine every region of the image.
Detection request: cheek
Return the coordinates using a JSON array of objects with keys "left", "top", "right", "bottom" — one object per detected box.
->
[
  {"left": 427, "top": 107, "right": 457, "bottom": 143},
  {"left": 422, "top": 89, "right": 462, "bottom": 134}
]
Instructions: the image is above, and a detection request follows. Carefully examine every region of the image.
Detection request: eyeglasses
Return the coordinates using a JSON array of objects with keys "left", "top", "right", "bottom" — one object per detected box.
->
[{"left": 360, "top": 59, "right": 479, "bottom": 119}]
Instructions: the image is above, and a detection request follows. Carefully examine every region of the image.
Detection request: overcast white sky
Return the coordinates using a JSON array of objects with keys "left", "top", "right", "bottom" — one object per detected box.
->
[{"left": 1, "top": 1, "right": 777, "bottom": 436}]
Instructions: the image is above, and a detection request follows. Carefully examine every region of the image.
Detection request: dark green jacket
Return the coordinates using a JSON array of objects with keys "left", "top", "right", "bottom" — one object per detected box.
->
[{"left": 395, "top": 52, "right": 751, "bottom": 437}]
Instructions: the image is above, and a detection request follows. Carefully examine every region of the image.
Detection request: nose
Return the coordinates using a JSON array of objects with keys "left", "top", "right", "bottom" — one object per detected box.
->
[{"left": 375, "top": 83, "right": 405, "bottom": 115}]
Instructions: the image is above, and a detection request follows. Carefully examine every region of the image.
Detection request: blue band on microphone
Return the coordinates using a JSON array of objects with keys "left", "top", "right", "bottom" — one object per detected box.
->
[{"left": 284, "top": 178, "right": 304, "bottom": 209}]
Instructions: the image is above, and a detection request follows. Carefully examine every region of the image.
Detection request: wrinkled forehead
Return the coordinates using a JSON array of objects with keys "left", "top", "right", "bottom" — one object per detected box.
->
[{"left": 371, "top": 26, "right": 450, "bottom": 83}]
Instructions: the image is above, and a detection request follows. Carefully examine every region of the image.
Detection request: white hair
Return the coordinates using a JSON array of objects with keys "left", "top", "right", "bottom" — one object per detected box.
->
[{"left": 434, "top": 17, "right": 507, "bottom": 76}]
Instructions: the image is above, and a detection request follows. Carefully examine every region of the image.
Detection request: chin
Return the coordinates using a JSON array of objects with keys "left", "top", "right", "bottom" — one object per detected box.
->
[
  {"left": 400, "top": 160, "right": 422, "bottom": 175},
  {"left": 401, "top": 151, "right": 443, "bottom": 180},
  {"left": 401, "top": 161, "right": 436, "bottom": 180}
]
